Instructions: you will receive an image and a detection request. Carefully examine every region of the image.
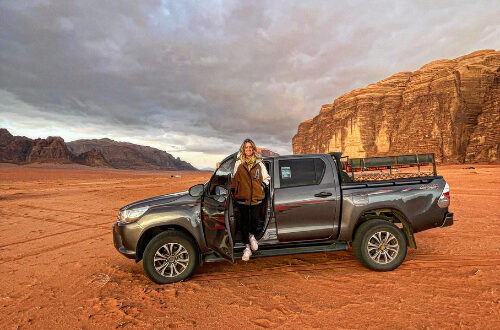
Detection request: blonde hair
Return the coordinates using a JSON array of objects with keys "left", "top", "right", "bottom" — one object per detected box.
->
[{"left": 238, "top": 138, "right": 262, "bottom": 160}]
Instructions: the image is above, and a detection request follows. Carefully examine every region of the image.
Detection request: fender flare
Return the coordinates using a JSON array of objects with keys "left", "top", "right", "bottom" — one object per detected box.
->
[{"left": 354, "top": 208, "right": 417, "bottom": 249}]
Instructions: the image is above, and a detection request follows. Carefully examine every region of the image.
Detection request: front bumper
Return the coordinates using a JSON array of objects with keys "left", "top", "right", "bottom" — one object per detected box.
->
[
  {"left": 113, "top": 222, "right": 141, "bottom": 259},
  {"left": 441, "top": 212, "right": 454, "bottom": 227}
]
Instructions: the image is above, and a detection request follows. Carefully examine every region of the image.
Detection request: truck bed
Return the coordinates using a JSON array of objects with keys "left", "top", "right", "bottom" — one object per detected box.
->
[
  {"left": 351, "top": 171, "right": 435, "bottom": 182},
  {"left": 331, "top": 152, "right": 438, "bottom": 184}
]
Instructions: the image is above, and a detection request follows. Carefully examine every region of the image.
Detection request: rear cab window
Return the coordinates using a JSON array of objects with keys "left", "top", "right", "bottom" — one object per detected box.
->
[{"left": 278, "top": 158, "right": 325, "bottom": 188}]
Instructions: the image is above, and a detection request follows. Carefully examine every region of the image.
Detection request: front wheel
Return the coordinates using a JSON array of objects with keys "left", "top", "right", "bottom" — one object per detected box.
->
[
  {"left": 352, "top": 220, "right": 408, "bottom": 271},
  {"left": 143, "top": 231, "right": 199, "bottom": 284}
]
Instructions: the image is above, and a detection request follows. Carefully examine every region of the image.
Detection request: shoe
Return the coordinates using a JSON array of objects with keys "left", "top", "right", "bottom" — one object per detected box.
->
[
  {"left": 242, "top": 247, "right": 252, "bottom": 261},
  {"left": 249, "top": 234, "right": 259, "bottom": 251}
]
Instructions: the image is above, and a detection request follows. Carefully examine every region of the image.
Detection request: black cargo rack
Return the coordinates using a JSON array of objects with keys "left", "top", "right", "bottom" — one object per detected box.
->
[{"left": 329, "top": 152, "right": 437, "bottom": 182}]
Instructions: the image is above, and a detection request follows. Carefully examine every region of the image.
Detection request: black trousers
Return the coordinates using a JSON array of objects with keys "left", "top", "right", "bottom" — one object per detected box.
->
[{"left": 237, "top": 203, "right": 260, "bottom": 244}]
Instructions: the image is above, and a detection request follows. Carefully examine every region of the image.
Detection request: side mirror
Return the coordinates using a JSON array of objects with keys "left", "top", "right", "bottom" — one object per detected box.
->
[{"left": 188, "top": 184, "right": 204, "bottom": 197}]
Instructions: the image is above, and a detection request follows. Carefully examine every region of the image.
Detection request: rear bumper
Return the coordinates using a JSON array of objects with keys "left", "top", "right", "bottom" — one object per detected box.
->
[
  {"left": 441, "top": 212, "right": 454, "bottom": 227},
  {"left": 113, "top": 222, "right": 138, "bottom": 259}
]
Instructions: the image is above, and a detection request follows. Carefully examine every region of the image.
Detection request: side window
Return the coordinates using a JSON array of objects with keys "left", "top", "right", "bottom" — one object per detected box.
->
[
  {"left": 279, "top": 158, "right": 325, "bottom": 188},
  {"left": 209, "top": 158, "right": 234, "bottom": 195}
]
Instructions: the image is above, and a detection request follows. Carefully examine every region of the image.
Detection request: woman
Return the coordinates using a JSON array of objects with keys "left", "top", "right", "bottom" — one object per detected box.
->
[{"left": 231, "top": 138, "right": 271, "bottom": 261}]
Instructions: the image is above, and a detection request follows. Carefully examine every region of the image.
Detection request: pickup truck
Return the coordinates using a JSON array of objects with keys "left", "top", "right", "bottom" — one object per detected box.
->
[{"left": 113, "top": 152, "right": 453, "bottom": 284}]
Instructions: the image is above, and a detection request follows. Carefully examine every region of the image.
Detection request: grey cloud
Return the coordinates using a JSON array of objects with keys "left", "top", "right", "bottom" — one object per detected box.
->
[{"left": 1, "top": 0, "right": 499, "bottom": 165}]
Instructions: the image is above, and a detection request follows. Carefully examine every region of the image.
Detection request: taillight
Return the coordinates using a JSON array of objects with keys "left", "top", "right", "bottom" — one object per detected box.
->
[{"left": 438, "top": 182, "right": 450, "bottom": 208}]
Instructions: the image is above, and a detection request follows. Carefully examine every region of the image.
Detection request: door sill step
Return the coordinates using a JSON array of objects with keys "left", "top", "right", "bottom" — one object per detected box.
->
[{"left": 203, "top": 241, "right": 348, "bottom": 263}]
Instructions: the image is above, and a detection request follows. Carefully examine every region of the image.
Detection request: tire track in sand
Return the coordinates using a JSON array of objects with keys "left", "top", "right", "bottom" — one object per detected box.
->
[
  {"left": 2, "top": 212, "right": 112, "bottom": 230},
  {"left": 14, "top": 204, "right": 114, "bottom": 217},
  {"left": 0, "top": 226, "right": 108, "bottom": 248},
  {"left": 0, "top": 232, "right": 109, "bottom": 264}
]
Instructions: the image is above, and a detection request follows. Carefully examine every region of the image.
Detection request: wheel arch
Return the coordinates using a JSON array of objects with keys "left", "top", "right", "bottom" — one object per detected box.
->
[
  {"left": 353, "top": 208, "right": 417, "bottom": 249},
  {"left": 136, "top": 224, "right": 200, "bottom": 262}
]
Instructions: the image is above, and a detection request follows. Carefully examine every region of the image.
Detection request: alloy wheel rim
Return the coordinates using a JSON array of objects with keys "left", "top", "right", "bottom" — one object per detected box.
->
[
  {"left": 367, "top": 231, "right": 399, "bottom": 264},
  {"left": 154, "top": 242, "right": 190, "bottom": 277}
]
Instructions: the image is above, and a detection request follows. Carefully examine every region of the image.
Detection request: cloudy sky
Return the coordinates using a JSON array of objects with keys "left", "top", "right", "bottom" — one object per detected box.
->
[{"left": 1, "top": 1, "right": 499, "bottom": 168}]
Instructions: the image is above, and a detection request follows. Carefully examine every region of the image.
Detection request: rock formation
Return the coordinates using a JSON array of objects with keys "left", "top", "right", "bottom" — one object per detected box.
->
[
  {"left": 73, "top": 149, "right": 111, "bottom": 168},
  {"left": 26, "top": 136, "right": 75, "bottom": 163},
  {"left": 0, "top": 128, "right": 33, "bottom": 163},
  {"left": 0, "top": 129, "right": 196, "bottom": 170},
  {"left": 292, "top": 50, "right": 500, "bottom": 163},
  {"left": 67, "top": 138, "right": 197, "bottom": 171},
  {"left": 0, "top": 128, "right": 110, "bottom": 167}
]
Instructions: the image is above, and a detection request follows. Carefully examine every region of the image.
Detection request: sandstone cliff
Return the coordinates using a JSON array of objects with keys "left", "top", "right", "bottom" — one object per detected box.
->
[
  {"left": 67, "top": 138, "right": 197, "bottom": 171},
  {"left": 0, "top": 128, "right": 110, "bottom": 167},
  {"left": 292, "top": 50, "right": 500, "bottom": 163}
]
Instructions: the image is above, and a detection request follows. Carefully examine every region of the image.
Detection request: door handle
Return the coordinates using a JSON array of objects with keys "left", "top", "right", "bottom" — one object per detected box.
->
[{"left": 314, "top": 192, "right": 332, "bottom": 198}]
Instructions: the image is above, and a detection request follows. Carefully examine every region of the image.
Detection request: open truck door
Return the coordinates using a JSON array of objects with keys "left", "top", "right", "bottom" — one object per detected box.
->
[{"left": 202, "top": 154, "right": 237, "bottom": 262}]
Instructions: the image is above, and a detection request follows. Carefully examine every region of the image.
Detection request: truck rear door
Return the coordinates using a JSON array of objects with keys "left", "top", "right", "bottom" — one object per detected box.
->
[{"left": 273, "top": 156, "right": 340, "bottom": 242}]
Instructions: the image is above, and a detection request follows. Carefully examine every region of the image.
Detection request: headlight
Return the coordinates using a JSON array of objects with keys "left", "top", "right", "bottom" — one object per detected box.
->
[{"left": 119, "top": 206, "right": 149, "bottom": 223}]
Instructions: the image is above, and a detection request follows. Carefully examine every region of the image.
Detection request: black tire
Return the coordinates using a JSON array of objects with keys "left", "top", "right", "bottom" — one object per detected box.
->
[
  {"left": 352, "top": 220, "right": 407, "bottom": 271},
  {"left": 143, "top": 231, "right": 199, "bottom": 284}
]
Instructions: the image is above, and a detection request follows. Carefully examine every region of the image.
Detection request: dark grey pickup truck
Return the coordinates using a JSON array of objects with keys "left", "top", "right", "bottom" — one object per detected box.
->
[{"left": 113, "top": 152, "right": 453, "bottom": 284}]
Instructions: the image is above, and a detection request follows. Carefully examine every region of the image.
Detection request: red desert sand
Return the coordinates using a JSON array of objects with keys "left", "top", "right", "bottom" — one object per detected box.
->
[{"left": 0, "top": 164, "right": 499, "bottom": 328}]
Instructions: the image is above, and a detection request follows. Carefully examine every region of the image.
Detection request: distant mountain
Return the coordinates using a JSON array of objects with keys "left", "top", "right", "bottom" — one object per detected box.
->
[
  {"left": 0, "top": 128, "right": 110, "bottom": 167},
  {"left": 257, "top": 147, "right": 279, "bottom": 157},
  {"left": 0, "top": 128, "right": 197, "bottom": 170},
  {"left": 67, "top": 138, "right": 197, "bottom": 171}
]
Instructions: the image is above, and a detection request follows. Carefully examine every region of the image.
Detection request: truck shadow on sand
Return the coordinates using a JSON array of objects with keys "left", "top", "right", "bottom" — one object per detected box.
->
[
  {"left": 111, "top": 251, "right": 365, "bottom": 284},
  {"left": 190, "top": 251, "right": 366, "bottom": 281}
]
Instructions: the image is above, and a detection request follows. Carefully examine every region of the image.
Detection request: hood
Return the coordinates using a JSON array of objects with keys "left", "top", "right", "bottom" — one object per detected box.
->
[{"left": 121, "top": 190, "right": 188, "bottom": 211}]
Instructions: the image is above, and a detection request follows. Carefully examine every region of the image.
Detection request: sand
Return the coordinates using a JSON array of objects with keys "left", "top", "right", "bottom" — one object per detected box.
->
[{"left": 0, "top": 164, "right": 499, "bottom": 329}]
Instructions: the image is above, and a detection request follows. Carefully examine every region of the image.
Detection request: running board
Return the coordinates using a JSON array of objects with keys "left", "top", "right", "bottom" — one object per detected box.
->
[{"left": 203, "top": 242, "right": 349, "bottom": 263}]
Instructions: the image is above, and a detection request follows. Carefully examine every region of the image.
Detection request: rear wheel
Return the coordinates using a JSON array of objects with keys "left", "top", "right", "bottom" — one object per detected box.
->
[
  {"left": 353, "top": 220, "right": 407, "bottom": 271},
  {"left": 143, "top": 231, "right": 199, "bottom": 284}
]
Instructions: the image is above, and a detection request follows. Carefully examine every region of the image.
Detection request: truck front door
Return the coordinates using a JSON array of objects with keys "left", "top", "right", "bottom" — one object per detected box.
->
[
  {"left": 273, "top": 156, "right": 339, "bottom": 242},
  {"left": 202, "top": 155, "right": 236, "bottom": 262}
]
